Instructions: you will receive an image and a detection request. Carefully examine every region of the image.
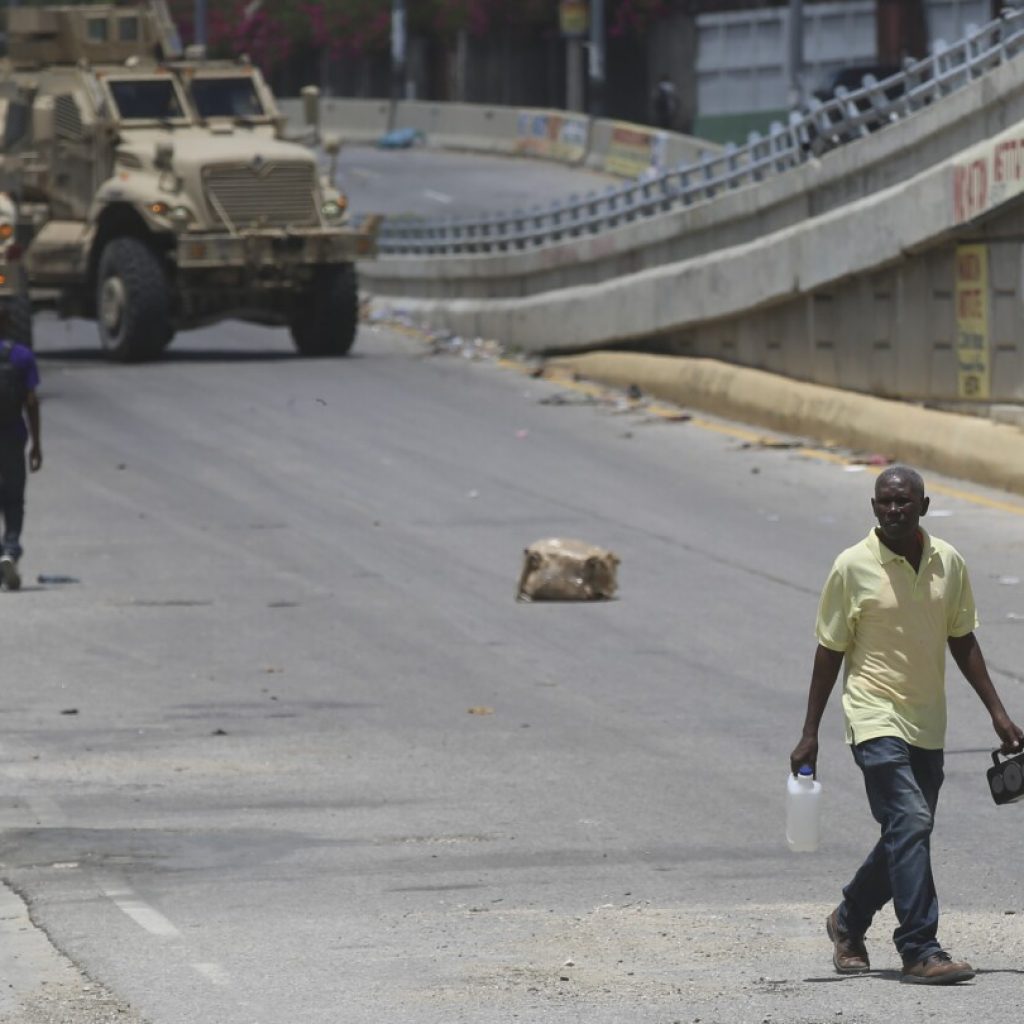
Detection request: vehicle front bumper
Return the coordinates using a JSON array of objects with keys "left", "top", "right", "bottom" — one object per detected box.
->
[{"left": 175, "top": 227, "right": 375, "bottom": 270}]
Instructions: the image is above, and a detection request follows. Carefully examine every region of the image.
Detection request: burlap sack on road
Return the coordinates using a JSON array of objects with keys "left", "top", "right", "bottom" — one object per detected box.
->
[{"left": 516, "top": 538, "right": 619, "bottom": 602}]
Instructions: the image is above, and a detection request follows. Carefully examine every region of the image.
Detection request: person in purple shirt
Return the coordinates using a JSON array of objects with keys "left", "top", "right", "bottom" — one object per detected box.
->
[{"left": 0, "top": 306, "right": 42, "bottom": 591}]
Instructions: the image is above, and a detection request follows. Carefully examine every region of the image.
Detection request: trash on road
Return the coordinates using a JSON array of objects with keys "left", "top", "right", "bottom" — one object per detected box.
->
[
  {"left": 467, "top": 706, "right": 494, "bottom": 716},
  {"left": 742, "top": 438, "right": 802, "bottom": 450},
  {"left": 37, "top": 574, "right": 80, "bottom": 585},
  {"left": 849, "top": 453, "right": 894, "bottom": 466},
  {"left": 538, "top": 391, "right": 600, "bottom": 407},
  {"left": 516, "top": 538, "right": 619, "bottom": 602}
]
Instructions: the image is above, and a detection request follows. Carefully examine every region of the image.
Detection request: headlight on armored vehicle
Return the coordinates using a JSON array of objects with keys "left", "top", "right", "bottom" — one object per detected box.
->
[
  {"left": 147, "top": 202, "right": 193, "bottom": 229},
  {"left": 169, "top": 205, "right": 194, "bottom": 228},
  {"left": 321, "top": 199, "right": 345, "bottom": 221}
]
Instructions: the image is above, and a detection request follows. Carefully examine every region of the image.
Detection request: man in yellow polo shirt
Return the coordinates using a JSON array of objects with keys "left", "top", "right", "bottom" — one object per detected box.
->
[{"left": 790, "top": 465, "right": 1023, "bottom": 985}]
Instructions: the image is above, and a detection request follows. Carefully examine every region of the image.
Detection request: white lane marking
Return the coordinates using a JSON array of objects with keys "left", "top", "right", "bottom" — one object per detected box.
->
[
  {"left": 192, "top": 962, "right": 230, "bottom": 986},
  {"left": 101, "top": 882, "right": 180, "bottom": 938},
  {"left": 423, "top": 189, "right": 453, "bottom": 204}
]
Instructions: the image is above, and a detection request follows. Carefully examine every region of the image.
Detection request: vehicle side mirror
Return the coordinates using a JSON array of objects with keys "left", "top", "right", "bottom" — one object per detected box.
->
[{"left": 154, "top": 140, "right": 174, "bottom": 170}]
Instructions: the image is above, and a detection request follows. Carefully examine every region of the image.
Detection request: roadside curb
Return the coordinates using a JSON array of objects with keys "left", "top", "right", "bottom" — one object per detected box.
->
[
  {"left": 0, "top": 880, "right": 78, "bottom": 1016},
  {"left": 545, "top": 352, "right": 1024, "bottom": 497}
]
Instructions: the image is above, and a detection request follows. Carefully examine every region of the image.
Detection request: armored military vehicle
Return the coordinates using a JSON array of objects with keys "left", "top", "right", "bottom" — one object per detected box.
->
[
  {"left": 0, "top": 1, "right": 375, "bottom": 361},
  {"left": 0, "top": 191, "right": 33, "bottom": 347}
]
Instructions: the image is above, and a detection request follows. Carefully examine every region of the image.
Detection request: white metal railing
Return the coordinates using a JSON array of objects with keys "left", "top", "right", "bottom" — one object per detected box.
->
[{"left": 366, "top": 8, "right": 1024, "bottom": 257}]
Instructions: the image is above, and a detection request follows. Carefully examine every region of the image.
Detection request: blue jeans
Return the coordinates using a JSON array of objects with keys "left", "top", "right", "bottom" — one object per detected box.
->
[
  {"left": 837, "top": 736, "right": 944, "bottom": 966},
  {"left": 0, "top": 436, "right": 26, "bottom": 560}
]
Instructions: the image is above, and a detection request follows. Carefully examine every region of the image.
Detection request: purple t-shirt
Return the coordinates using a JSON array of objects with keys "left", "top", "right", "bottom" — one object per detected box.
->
[{"left": 0, "top": 340, "right": 39, "bottom": 445}]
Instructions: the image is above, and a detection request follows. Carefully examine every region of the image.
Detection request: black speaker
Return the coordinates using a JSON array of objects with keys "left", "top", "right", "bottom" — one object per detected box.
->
[{"left": 987, "top": 749, "right": 1024, "bottom": 805}]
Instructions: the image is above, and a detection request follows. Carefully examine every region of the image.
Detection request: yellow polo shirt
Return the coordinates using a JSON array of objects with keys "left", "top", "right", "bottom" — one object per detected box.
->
[{"left": 815, "top": 529, "right": 978, "bottom": 750}]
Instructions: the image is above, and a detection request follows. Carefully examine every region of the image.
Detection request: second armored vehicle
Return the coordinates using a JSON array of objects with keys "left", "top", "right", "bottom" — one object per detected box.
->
[{"left": 0, "top": 191, "right": 32, "bottom": 346}]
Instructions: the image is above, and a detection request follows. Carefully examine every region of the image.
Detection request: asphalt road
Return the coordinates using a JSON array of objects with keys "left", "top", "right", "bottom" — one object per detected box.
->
[
  {"left": 335, "top": 144, "right": 622, "bottom": 219},
  {"left": 3, "top": 314, "right": 1024, "bottom": 1024}
]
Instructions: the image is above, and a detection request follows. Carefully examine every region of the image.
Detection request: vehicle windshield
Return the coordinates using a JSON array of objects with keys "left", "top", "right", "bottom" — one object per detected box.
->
[
  {"left": 190, "top": 77, "right": 266, "bottom": 120},
  {"left": 107, "top": 78, "right": 189, "bottom": 121}
]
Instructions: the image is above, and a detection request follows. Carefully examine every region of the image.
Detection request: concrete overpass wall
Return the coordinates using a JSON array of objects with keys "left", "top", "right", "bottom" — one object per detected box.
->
[
  {"left": 360, "top": 50, "right": 1024, "bottom": 302},
  {"left": 378, "top": 119, "right": 1024, "bottom": 406}
]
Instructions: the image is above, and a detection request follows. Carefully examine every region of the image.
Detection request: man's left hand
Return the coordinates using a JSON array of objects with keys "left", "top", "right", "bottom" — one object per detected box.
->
[{"left": 993, "top": 712, "right": 1024, "bottom": 754}]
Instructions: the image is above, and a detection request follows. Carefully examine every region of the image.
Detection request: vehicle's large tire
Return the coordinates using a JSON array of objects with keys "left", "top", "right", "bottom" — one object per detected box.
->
[
  {"left": 96, "top": 237, "right": 173, "bottom": 362},
  {"left": 289, "top": 263, "right": 358, "bottom": 357},
  {"left": 5, "top": 268, "right": 33, "bottom": 349}
]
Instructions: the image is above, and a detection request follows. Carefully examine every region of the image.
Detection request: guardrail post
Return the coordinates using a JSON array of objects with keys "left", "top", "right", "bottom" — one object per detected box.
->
[
  {"left": 566, "top": 194, "right": 583, "bottom": 238},
  {"left": 494, "top": 210, "right": 510, "bottom": 253},
  {"left": 604, "top": 184, "right": 619, "bottom": 229},
  {"left": 512, "top": 208, "right": 526, "bottom": 250},
  {"left": 529, "top": 204, "right": 544, "bottom": 247}
]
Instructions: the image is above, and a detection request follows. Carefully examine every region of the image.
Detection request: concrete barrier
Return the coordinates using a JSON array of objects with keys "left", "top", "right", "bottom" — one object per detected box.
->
[
  {"left": 585, "top": 119, "right": 712, "bottom": 177},
  {"left": 585, "top": 118, "right": 712, "bottom": 177},
  {"left": 391, "top": 101, "right": 522, "bottom": 153},
  {"left": 278, "top": 97, "right": 390, "bottom": 143},
  {"left": 542, "top": 351, "right": 1024, "bottom": 497},
  {"left": 512, "top": 109, "right": 589, "bottom": 165},
  {"left": 280, "top": 95, "right": 719, "bottom": 175}
]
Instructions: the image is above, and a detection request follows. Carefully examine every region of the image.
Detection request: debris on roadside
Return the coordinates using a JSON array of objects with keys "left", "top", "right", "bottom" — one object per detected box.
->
[
  {"left": 376, "top": 127, "right": 425, "bottom": 149},
  {"left": 848, "top": 452, "right": 894, "bottom": 466},
  {"left": 538, "top": 391, "right": 600, "bottom": 407},
  {"left": 740, "top": 438, "right": 802, "bottom": 450},
  {"left": 516, "top": 538, "right": 620, "bottom": 602},
  {"left": 467, "top": 706, "right": 495, "bottom": 716}
]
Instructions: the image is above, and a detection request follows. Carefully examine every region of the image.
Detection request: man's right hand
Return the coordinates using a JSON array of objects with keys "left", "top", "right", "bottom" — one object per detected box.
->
[{"left": 790, "top": 736, "right": 818, "bottom": 776}]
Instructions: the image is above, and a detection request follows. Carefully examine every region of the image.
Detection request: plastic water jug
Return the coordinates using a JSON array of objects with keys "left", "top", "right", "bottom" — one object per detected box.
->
[{"left": 786, "top": 765, "right": 822, "bottom": 852}]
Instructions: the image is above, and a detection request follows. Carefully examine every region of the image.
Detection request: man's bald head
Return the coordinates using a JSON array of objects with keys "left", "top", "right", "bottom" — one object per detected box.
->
[{"left": 875, "top": 465, "right": 925, "bottom": 502}]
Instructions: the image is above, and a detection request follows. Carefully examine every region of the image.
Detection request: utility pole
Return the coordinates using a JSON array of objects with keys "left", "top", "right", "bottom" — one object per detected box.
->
[
  {"left": 787, "top": 0, "right": 804, "bottom": 109},
  {"left": 559, "top": 1, "right": 589, "bottom": 112},
  {"left": 194, "top": 0, "right": 206, "bottom": 48},
  {"left": 391, "top": 0, "right": 407, "bottom": 103},
  {"left": 588, "top": 0, "right": 605, "bottom": 117}
]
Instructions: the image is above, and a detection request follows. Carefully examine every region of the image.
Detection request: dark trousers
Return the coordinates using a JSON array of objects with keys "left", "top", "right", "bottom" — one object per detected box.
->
[
  {"left": 0, "top": 436, "right": 26, "bottom": 560},
  {"left": 837, "top": 736, "right": 944, "bottom": 966}
]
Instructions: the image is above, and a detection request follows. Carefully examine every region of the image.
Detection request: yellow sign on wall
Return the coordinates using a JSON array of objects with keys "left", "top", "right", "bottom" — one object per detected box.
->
[
  {"left": 559, "top": 0, "right": 588, "bottom": 37},
  {"left": 954, "top": 244, "right": 990, "bottom": 400}
]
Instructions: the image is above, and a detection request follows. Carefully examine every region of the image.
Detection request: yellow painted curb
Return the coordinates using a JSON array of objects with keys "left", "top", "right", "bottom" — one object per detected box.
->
[{"left": 546, "top": 352, "right": 1024, "bottom": 499}]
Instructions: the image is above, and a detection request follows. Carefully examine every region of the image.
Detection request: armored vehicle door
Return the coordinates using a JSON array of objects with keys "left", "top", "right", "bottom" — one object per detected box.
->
[{"left": 46, "top": 90, "right": 109, "bottom": 219}]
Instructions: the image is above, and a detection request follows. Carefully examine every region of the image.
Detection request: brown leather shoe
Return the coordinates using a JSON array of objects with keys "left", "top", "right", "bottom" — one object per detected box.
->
[
  {"left": 826, "top": 908, "right": 870, "bottom": 974},
  {"left": 901, "top": 951, "right": 975, "bottom": 985}
]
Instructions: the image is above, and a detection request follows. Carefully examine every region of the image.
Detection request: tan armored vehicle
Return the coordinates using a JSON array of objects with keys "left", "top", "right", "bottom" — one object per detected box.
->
[
  {"left": 0, "top": 1, "right": 375, "bottom": 360},
  {"left": 0, "top": 191, "right": 32, "bottom": 346}
]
